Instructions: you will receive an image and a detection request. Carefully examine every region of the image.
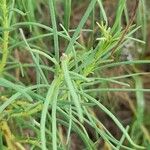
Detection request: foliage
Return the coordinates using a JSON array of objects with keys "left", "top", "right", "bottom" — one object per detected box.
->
[{"left": 0, "top": 0, "right": 149, "bottom": 149}]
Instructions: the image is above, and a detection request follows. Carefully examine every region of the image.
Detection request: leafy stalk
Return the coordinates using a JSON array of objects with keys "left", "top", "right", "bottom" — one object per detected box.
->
[{"left": 0, "top": 0, "right": 9, "bottom": 75}]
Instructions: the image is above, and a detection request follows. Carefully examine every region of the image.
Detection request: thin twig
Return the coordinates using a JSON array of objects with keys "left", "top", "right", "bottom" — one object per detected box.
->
[{"left": 111, "top": 0, "right": 139, "bottom": 56}]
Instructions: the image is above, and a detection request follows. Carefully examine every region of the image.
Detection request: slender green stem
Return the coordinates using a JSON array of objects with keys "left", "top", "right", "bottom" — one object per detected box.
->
[
  {"left": 48, "top": 0, "right": 60, "bottom": 62},
  {"left": 64, "top": 0, "right": 71, "bottom": 31}
]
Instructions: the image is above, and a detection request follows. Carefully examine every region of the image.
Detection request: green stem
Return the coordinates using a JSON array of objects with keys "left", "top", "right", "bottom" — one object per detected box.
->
[{"left": 0, "top": 0, "right": 9, "bottom": 75}]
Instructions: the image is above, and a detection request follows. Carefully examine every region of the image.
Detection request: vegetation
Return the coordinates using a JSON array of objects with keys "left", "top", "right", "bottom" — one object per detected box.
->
[{"left": 0, "top": 0, "right": 150, "bottom": 149}]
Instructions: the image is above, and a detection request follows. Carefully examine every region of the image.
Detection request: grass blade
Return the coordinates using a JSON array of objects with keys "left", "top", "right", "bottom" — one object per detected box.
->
[
  {"left": 48, "top": 0, "right": 59, "bottom": 62},
  {"left": 61, "top": 54, "right": 83, "bottom": 122}
]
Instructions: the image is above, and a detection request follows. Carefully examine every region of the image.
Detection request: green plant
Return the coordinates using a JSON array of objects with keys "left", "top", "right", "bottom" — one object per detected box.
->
[{"left": 0, "top": 0, "right": 150, "bottom": 149}]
